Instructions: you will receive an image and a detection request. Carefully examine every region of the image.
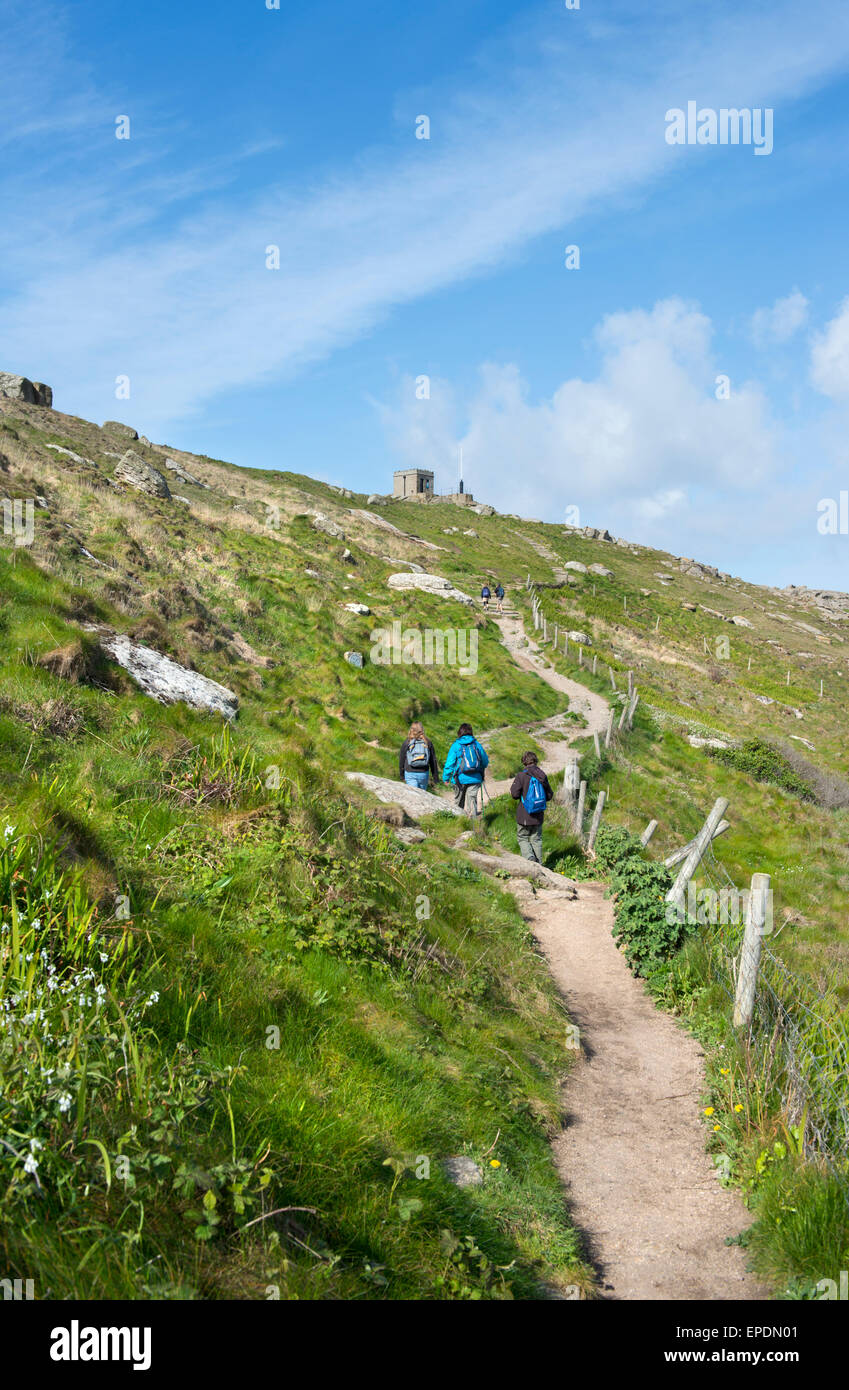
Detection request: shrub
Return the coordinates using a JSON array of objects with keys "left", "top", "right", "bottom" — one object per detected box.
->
[
  {"left": 594, "top": 824, "right": 689, "bottom": 976},
  {"left": 706, "top": 738, "right": 814, "bottom": 802}
]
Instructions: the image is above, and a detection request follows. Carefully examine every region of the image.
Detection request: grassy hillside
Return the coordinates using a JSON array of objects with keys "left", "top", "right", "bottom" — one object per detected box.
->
[{"left": 1, "top": 392, "right": 847, "bottom": 1298}]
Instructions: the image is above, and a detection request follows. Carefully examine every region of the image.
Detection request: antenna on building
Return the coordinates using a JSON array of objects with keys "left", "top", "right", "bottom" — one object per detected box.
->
[{"left": 458, "top": 445, "right": 464, "bottom": 496}]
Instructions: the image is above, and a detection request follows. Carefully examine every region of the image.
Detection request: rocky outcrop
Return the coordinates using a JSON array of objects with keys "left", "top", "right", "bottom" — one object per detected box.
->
[
  {"left": 386, "top": 572, "right": 474, "bottom": 604},
  {"left": 588, "top": 564, "right": 613, "bottom": 577},
  {"left": 311, "top": 512, "right": 346, "bottom": 540},
  {"left": 0, "top": 372, "right": 53, "bottom": 406},
  {"left": 83, "top": 626, "right": 238, "bottom": 718},
  {"left": 114, "top": 451, "right": 171, "bottom": 499},
  {"left": 345, "top": 772, "right": 462, "bottom": 820},
  {"left": 164, "top": 457, "right": 210, "bottom": 489},
  {"left": 103, "top": 421, "right": 139, "bottom": 440},
  {"left": 462, "top": 848, "right": 578, "bottom": 894},
  {"left": 348, "top": 509, "right": 444, "bottom": 550}
]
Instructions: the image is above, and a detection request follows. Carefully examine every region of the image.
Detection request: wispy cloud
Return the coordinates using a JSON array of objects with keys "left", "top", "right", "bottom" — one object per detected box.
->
[{"left": 3, "top": 0, "right": 849, "bottom": 428}]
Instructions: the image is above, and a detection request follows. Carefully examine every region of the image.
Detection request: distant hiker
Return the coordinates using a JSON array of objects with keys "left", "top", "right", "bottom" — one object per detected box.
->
[
  {"left": 495, "top": 582, "right": 505, "bottom": 614},
  {"left": 443, "top": 722, "right": 489, "bottom": 817},
  {"left": 480, "top": 584, "right": 491, "bottom": 609},
  {"left": 510, "top": 751, "right": 553, "bottom": 863},
  {"left": 399, "top": 721, "right": 439, "bottom": 790}
]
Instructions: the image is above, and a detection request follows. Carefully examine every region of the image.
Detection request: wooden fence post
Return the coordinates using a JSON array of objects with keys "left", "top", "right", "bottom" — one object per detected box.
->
[
  {"left": 604, "top": 709, "right": 614, "bottom": 748},
  {"left": 641, "top": 819, "right": 658, "bottom": 846},
  {"left": 733, "top": 873, "right": 771, "bottom": 1029},
  {"left": 559, "top": 759, "right": 581, "bottom": 809},
  {"left": 575, "top": 779, "right": 587, "bottom": 838},
  {"left": 664, "top": 797, "right": 730, "bottom": 916},
  {"left": 618, "top": 699, "right": 628, "bottom": 731},
  {"left": 587, "top": 790, "right": 607, "bottom": 855},
  {"left": 593, "top": 730, "right": 601, "bottom": 758},
  {"left": 609, "top": 667, "right": 616, "bottom": 690},
  {"left": 626, "top": 692, "right": 639, "bottom": 729},
  {"left": 664, "top": 819, "right": 730, "bottom": 868},
  {"left": 553, "top": 624, "right": 558, "bottom": 647},
  {"left": 627, "top": 669, "right": 634, "bottom": 698},
  {"left": 592, "top": 654, "right": 598, "bottom": 675}
]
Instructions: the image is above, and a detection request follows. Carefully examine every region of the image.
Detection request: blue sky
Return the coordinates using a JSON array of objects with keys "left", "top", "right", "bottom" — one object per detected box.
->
[{"left": 3, "top": 0, "right": 849, "bottom": 587}]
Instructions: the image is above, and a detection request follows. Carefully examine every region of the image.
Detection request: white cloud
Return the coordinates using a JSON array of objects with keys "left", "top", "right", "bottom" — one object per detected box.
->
[
  {"left": 2, "top": 1, "right": 849, "bottom": 427},
  {"left": 633, "top": 489, "right": 687, "bottom": 523},
  {"left": 379, "top": 299, "right": 779, "bottom": 549},
  {"left": 810, "top": 297, "right": 849, "bottom": 400},
  {"left": 750, "top": 289, "right": 808, "bottom": 347}
]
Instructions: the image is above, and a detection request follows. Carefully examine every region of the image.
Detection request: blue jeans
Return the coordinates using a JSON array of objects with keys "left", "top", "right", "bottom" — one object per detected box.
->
[{"left": 404, "top": 770, "right": 429, "bottom": 790}]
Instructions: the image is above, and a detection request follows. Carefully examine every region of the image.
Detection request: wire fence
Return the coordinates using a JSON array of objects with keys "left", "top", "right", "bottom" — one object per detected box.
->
[
  {"left": 527, "top": 582, "right": 849, "bottom": 1188},
  {"left": 696, "top": 833, "right": 849, "bottom": 1192}
]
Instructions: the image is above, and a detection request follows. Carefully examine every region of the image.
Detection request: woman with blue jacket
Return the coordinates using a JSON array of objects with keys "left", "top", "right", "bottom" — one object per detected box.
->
[{"left": 442, "top": 723, "right": 489, "bottom": 817}]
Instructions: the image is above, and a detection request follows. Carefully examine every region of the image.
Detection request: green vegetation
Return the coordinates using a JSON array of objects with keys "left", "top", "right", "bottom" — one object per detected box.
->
[
  {"left": 706, "top": 738, "right": 815, "bottom": 802},
  {"left": 592, "top": 825, "right": 684, "bottom": 976},
  {"left": 482, "top": 727, "right": 544, "bottom": 780},
  {"left": 2, "top": 394, "right": 849, "bottom": 1300}
]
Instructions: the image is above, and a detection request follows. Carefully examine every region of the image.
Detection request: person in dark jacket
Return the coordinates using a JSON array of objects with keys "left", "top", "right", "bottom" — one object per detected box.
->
[
  {"left": 399, "top": 721, "right": 439, "bottom": 790},
  {"left": 510, "top": 751, "right": 553, "bottom": 863}
]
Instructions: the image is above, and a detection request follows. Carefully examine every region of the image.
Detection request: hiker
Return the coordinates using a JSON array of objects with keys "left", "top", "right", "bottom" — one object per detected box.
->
[
  {"left": 510, "top": 751, "right": 553, "bottom": 863},
  {"left": 480, "top": 584, "right": 491, "bottom": 609},
  {"left": 443, "top": 722, "right": 489, "bottom": 817},
  {"left": 399, "top": 721, "right": 439, "bottom": 790},
  {"left": 494, "top": 582, "right": 505, "bottom": 614}
]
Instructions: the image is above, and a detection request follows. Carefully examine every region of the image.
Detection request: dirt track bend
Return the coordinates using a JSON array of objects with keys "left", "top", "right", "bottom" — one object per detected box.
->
[{"left": 478, "top": 603, "right": 764, "bottom": 1300}]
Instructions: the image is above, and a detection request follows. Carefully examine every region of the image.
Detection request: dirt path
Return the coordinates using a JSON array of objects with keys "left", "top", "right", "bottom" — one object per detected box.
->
[
  {"left": 440, "top": 605, "right": 611, "bottom": 802},
  {"left": 481, "top": 604, "right": 765, "bottom": 1300}
]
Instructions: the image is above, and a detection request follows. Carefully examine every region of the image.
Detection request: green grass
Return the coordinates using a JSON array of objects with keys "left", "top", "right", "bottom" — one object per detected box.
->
[{"left": 3, "top": 397, "right": 849, "bottom": 1300}]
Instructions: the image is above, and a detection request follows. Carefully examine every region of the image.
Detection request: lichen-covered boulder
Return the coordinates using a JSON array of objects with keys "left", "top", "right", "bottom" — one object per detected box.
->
[{"left": 114, "top": 450, "right": 171, "bottom": 499}]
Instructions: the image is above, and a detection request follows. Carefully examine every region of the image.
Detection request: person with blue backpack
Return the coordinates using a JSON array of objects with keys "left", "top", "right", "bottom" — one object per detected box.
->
[
  {"left": 442, "top": 722, "right": 489, "bottom": 817},
  {"left": 480, "top": 584, "right": 491, "bottom": 609},
  {"left": 510, "top": 751, "right": 553, "bottom": 862},
  {"left": 399, "top": 720, "right": 439, "bottom": 790}
]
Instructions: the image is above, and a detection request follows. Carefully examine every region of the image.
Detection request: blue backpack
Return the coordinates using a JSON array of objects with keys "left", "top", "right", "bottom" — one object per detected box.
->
[
  {"left": 521, "top": 771, "right": 547, "bottom": 815},
  {"left": 459, "top": 741, "right": 483, "bottom": 775}
]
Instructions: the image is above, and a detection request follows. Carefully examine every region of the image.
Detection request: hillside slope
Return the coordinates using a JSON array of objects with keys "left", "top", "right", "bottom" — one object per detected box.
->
[{"left": 1, "top": 388, "right": 847, "bottom": 1299}]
